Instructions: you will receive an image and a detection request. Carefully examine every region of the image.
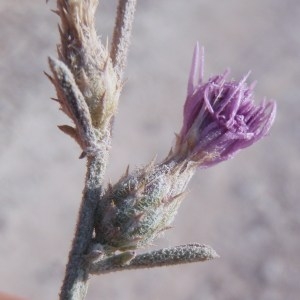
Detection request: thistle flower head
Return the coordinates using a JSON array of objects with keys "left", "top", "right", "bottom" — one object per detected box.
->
[
  {"left": 55, "top": 0, "right": 121, "bottom": 131},
  {"left": 174, "top": 43, "right": 276, "bottom": 167},
  {"left": 95, "top": 161, "right": 195, "bottom": 251}
]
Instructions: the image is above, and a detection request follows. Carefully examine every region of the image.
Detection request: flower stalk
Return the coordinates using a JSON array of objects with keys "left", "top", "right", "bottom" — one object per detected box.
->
[
  {"left": 110, "top": 0, "right": 137, "bottom": 80},
  {"left": 48, "top": 1, "right": 137, "bottom": 299},
  {"left": 60, "top": 154, "right": 106, "bottom": 300}
]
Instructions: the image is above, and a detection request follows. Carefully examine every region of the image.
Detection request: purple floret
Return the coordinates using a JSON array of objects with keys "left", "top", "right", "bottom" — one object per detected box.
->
[{"left": 175, "top": 43, "right": 276, "bottom": 167}]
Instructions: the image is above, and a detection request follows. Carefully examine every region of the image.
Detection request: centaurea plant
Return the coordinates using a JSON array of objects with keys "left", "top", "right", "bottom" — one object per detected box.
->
[{"left": 46, "top": 1, "right": 276, "bottom": 300}]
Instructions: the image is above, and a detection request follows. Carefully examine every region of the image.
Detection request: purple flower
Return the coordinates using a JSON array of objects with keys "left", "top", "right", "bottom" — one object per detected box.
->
[{"left": 174, "top": 43, "right": 276, "bottom": 167}]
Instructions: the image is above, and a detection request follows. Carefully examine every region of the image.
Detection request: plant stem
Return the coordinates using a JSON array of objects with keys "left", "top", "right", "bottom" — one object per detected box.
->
[
  {"left": 111, "top": 0, "right": 137, "bottom": 79},
  {"left": 56, "top": 1, "right": 137, "bottom": 298},
  {"left": 59, "top": 153, "right": 108, "bottom": 300}
]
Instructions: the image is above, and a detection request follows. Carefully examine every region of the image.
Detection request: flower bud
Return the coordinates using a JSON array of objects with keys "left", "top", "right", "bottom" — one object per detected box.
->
[
  {"left": 95, "top": 161, "right": 196, "bottom": 251},
  {"left": 57, "top": 0, "right": 122, "bottom": 131}
]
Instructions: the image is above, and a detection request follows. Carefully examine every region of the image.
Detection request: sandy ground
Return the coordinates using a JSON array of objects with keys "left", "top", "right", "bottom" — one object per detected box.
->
[{"left": 0, "top": 0, "right": 300, "bottom": 299}]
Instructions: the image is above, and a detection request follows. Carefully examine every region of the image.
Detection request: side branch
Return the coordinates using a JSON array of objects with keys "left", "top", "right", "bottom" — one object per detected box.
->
[
  {"left": 110, "top": 0, "right": 137, "bottom": 79},
  {"left": 89, "top": 244, "right": 219, "bottom": 275}
]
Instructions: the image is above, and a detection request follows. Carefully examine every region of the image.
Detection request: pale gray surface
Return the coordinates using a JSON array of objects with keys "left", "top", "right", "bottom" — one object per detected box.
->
[{"left": 0, "top": 0, "right": 299, "bottom": 299}]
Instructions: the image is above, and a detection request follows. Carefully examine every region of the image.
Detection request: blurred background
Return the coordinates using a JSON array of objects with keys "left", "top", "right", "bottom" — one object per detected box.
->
[{"left": 0, "top": 0, "right": 299, "bottom": 299}]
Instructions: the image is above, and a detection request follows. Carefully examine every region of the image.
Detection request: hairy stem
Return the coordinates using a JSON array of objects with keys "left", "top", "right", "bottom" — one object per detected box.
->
[
  {"left": 110, "top": 0, "right": 137, "bottom": 79},
  {"left": 53, "top": 1, "right": 138, "bottom": 299},
  {"left": 59, "top": 153, "right": 109, "bottom": 300}
]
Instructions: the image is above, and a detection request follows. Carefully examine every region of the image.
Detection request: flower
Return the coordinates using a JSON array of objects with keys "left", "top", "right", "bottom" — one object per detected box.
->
[
  {"left": 94, "top": 43, "right": 277, "bottom": 252},
  {"left": 174, "top": 43, "right": 276, "bottom": 167}
]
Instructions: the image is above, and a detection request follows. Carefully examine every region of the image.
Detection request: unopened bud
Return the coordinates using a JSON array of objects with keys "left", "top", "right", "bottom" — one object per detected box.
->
[{"left": 95, "top": 160, "right": 196, "bottom": 251}]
